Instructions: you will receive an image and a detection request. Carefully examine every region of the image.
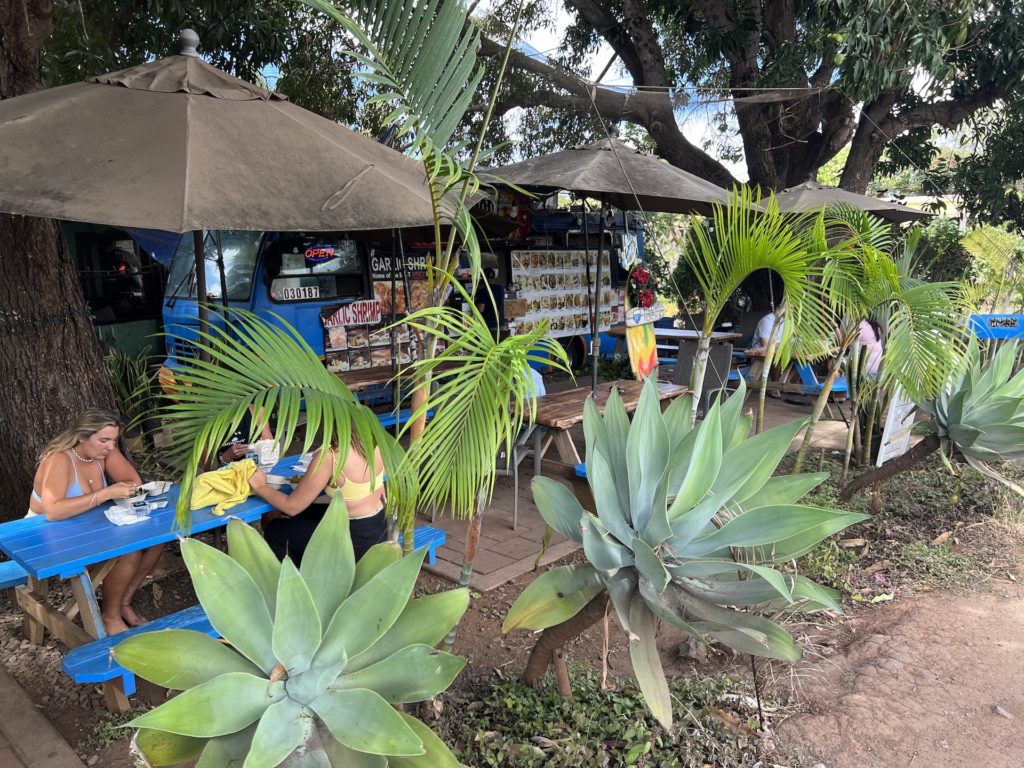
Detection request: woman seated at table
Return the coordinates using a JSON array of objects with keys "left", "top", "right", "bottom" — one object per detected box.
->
[
  {"left": 248, "top": 436, "right": 387, "bottom": 566},
  {"left": 27, "top": 408, "right": 164, "bottom": 635}
]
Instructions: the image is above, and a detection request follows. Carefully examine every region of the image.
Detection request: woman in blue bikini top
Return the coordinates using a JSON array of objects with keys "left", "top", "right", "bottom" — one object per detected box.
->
[{"left": 27, "top": 408, "right": 165, "bottom": 635}]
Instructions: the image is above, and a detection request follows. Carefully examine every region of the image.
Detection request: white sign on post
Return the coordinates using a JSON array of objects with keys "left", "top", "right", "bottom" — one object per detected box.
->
[{"left": 876, "top": 386, "right": 917, "bottom": 467}]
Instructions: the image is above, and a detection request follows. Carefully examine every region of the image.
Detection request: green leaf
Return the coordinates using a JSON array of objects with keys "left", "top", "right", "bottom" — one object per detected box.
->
[
  {"left": 317, "top": 548, "right": 427, "bottom": 667},
  {"left": 332, "top": 645, "right": 465, "bottom": 703},
  {"left": 763, "top": 511, "right": 873, "bottom": 562},
  {"left": 605, "top": 569, "right": 638, "bottom": 634},
  {"left": 580, "top": 514, "right": 634, "bottom": 572},
  {"left": 114, "top": 629, "right": 262, "bottom": 690},
  {"left": 667, "top": 403, "right": 722, "bottom": 519},
  {"left": 319, "top": 724, "right": 387, "bottom": 767},
  {"left": 503, "top": 563, "right": 604, "bottom": 632},
  {"left": 312, "top": 688, "right": 423, "bottom": 757},
  {"left": 351, "top": 542, "right": 402, "bottom": 593},
  {"left": 792, "top": 576, "right": 844, "bottom": 613},
  {"left": 227, "top": 518, "right": 282, "bottom": 618},
  {"left": 587, "top": 448, "right": 635, "bottom": 545},
  {"left": 348, "top": 589, "right": 469, "bottom": 672},
  {"left": 300, "top": 495, "right": 356, "bottom": 628},
  {"left": 631, "top": 538, "right": 669, "bottom": 593},
  {"left": 627, "top": 595, "right": 672, "bottom": 730},
  {"left": 686, "top": 506, "right": 869, "bottom": 556},
  {"left": 181, "top": 539, "right": 277, "bottom": 673},
  {"left": 530, "top": 476, "right": 585, "bottom": 544},
  {"left": 726, "top": 418, "right": 808, "bottom": 503},
  {"left": 389, "top": 712, "right": 463, "bottom": 768},
  {"left": 244, "top": 698, "right": 308, "bottom": 768},
  {"left": 733, "top": 473, "right": 829, "bottom": 509},
  {"left": 272, "top": 558, "right": 322, "bottom": 675},
  {"left": 636, "top": 578, "right": 703, "bottom": 641},
  {"left": 196, "top": 724, "right": 258, "bottom": 768},
  {"left": 134, "top": 729, "right": 206, "bottom": 766},
  {"left": 626, "top": 379, "right": 670, "bottom": 533},
  {"left": 128, "top": 673, "right": 283, "bottom": 737}
]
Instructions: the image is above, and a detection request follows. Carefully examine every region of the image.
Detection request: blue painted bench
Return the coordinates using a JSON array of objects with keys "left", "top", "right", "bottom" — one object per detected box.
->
[
  {"left": 377, "top": 408, "right": 433, "bottom": 430},
  {"left": 397, "top": 525, "right": 446, "bottom": 565},
  {"left": 62, "top": 605, "right": 215, "bottom": 695},
  {"left": 0, "top": 561, "right": 28, "bottom": 591}
]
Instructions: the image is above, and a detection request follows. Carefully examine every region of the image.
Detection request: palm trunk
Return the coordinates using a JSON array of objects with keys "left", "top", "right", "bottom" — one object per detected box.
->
[
  {"left": 862, "top": 397, "right": 879, "bottom": 465},
  {"left": 841, "top": 350, "right": 860, "bottom": 483},
  {"left": 440, "top": 490, "right": 486, "bottom": 653},
  {"left": 755, "top": 309, "right": 785, "bottom": 434},
  {"left": 688, "top": 334, "right": 712, "bottom": 428},
  {"left": 792, "top": 362, "right": 840, "bottom": 474},
  {"left": 522, "top": 593, "right": 608, "bottom": 686},
  {"left": 839, "top": 433, "right": 941, "bottom": 501}
]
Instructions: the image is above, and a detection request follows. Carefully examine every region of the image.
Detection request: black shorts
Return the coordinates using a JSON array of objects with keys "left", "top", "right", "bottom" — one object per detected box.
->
[{"left": 263, "top": 504, "right": 387, "bottom": 566}]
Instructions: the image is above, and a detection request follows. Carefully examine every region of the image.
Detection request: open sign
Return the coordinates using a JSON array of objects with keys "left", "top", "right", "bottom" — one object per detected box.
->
[{"left": 305, "top": 245, "right": 336, "bottom": 263}]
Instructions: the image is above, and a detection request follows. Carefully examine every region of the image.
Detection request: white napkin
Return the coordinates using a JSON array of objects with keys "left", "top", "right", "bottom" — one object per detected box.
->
[{"left": 105, "top": 506, "right": 150, "bottom": 526}]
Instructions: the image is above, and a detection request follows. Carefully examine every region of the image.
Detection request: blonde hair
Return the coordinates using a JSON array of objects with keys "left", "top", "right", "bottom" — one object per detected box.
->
[{"left": 39, "top": 408, "right": 124, "bottom": 464}]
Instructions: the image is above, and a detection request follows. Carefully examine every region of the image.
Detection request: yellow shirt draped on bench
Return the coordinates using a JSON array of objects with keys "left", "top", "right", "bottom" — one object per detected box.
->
[{"left": 191, "top": 459, "right": 257, "bottom": 515}]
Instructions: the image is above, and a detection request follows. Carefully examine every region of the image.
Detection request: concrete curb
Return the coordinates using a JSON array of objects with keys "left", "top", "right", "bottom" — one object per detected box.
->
[{"left": 0, "top": 664, "right": 84, "bottom": 768}]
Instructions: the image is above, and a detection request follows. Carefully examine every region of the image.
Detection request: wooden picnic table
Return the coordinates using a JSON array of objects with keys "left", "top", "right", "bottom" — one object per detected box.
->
[
  {"left": 336, "top": 367, "right": 399, "bottom": 391},
  {"left": 0, "top": 458, "right": 295, "bottom": 708},
  {"left": 606, "top": 324, "right": 743, "bottom": 357},
  {"left": 530, "top": 379, "right": 687, "bottom": 469}
]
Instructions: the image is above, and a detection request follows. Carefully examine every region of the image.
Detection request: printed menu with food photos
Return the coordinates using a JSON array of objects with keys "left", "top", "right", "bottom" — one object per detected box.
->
[{"left": 508, "top": 250, "right": 624, "bottom": 338}]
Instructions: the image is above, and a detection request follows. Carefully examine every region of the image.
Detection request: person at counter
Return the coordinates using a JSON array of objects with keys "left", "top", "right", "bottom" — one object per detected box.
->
[{"left": 27, "top": 408, "right": 164, "bottom": 635}]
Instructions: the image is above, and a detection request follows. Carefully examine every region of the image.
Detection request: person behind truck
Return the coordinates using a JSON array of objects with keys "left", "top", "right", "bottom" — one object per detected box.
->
[
  {"left": 248, "top": 434, "right": 387, "bottom": 565},
  {"left": 475, "top": 268, "right": 505, "bottom": 339},
  {"left": 27, "top": 408, "right": 164, "bottom": 635}
]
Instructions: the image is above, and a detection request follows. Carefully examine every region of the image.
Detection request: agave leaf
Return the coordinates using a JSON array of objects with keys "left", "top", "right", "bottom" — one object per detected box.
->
[
  {"left": 502, "top": 564, "right": 603, "bottom": 632},
  {"left": 272, "top": 558, "right": 322, "bottom": 675},
  {"left": 332, "top": 645, "right": 465, "bottom": 703},
  {"left": 728, "top": 414, "right": 753, "bottom": 451},
  {"left": 388, "top": 712, "right": 463, "bottom": 768},
  {"left": 351, "top": 541, "right": 402, "bottom": 593},
  {"left": 530, "top": 476, "right": 586, "bottom": 544},
  {"left": 348, "top": 589, "right": 469, "bottom": 671},
  {"left": 661, "top": 391, "right": 693, "bottom": 451},
  {"left": 580, "top": 513, "right": 634, "bottom": 572},
  {"left": 319, "top": 723, "right": 387, "bottom": 768},
  {"left": 791, "top": 576, "right": 844, "bottom": 613},
  {"left": 227, "top": 518, "right": 282, "bottom": 617},
  {"left": 181, "top": 539, "right": 277, "bottom": 673},
  {"left": 631, "top": 537, "right": 670, "bottom": 593},
  {"left": 670, "top": 560, "right": 794, "bottom": 603},
  {"left": 667, "top": 399, "right": 722, "bottom": 518},
  {"left": 690, "top": 625, "right": 779, "bottom": 658},
  {"left": 626, "top": 379, "right": 670, "bottom": 533},
  {"left": 587, "top": 449, "right": 634, "bottom": 544},
  {"left": 605, "top": 568, "right": 638, "bottom": 634},
  {"left": 963, "top": 452, "right": 1024, "bottom": 496},
  {"left": 312, "top": 688, "right": 423, "bottom": 757},
  {"left": 725, "top": 418, "right": 807, "bottom": 502},
  {"left": 134, "top": 729, "right": 206, "bottom": 766},
  {"left": 114, "top": 629, "right": 262, "bottom": 690},
  {"left": 196, "top": 724, "right": 258, "bottom": 768},
  {"left": 635, "top": 577, "right": 703, "bottom": 640},
  {"left": 949, "top": 423, "right": 982, "bottom": 449},
  {"left": 582, "top": 395, "right": 607, "bottom": 483},
  {"left": 685, "top": 506, "right": 868, "bottom": 557},
  {"left": 245, "top": 698, "right": 308, "bottom": 768},
  {"left": 665, "top": 422, "right": 698, "bottom": 496},
  {"left": 976, "top": 423, "right": 1024, "bottom": 449},
  {"left": 665, "top": 467, "right": 752, "bottom": 554},
  {"left": 317, "top": 548, "right": 428, "bottom": 667},
  {"left": 600, "top": 387, "right": 633, "bottom": 514},
  {"left": 128, "top": 673, "right": 283, "bottom": 737},
  {"left": 300, "top": 495, "right": 356, "bottom": 628},
  {"left": 760, "top": 511, "right": 873, "bottom": 562},
  {"left": 733, "top": 472, "right": 829, "bottom": 509},
  {"left": 627, "top": 595, "right": 673, "bottom": 730}
]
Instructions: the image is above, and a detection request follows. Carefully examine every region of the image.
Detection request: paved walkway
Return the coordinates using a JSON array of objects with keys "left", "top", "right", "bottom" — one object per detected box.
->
[{"left": 0, "top": 664, "right": 83, "bottom": 767}]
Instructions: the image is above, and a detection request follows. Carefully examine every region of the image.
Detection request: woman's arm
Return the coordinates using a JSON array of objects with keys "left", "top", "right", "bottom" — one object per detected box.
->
[
  {"left": 104, "top": 448, "right": 143, "bottom": 485},
  {"left": 33, "top": 454, "right": 136, "bottom": 521},
  {"left": 248, "top": 449, "right": 334, "bottom": 517}
]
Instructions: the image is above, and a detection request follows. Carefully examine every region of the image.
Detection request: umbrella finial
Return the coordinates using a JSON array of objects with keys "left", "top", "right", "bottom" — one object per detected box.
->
[{"left": 179, "top": 28, "right": 200, "bottom": 57}]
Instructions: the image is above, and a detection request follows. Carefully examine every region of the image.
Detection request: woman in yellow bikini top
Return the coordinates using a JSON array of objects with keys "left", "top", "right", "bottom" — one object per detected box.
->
[{"left": 249, "top": 439, "right": 388, "bottom": 563}]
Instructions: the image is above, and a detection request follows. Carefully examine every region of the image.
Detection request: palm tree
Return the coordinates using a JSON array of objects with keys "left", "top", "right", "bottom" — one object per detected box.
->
[
  {"left": 675, "top": 188, "right": 832, "bottom": 428},
  {"left": 791, "top": 208, "right": 971, "bottom": 474}
]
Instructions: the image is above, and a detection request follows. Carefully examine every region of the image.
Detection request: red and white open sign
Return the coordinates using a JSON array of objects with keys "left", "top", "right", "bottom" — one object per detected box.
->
[{"left": 324, "top": 300, "right": 382, "bottom": 327}]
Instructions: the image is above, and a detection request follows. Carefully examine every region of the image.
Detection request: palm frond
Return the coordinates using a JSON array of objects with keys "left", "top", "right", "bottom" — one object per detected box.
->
[{"left": 162, "top": 307, "right": 416, "bottom": 530}]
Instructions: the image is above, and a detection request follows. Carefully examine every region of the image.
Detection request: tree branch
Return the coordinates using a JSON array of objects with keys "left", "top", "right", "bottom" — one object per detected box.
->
[{"left": 565, "top": 0, "right": 644, "bottom": 80}]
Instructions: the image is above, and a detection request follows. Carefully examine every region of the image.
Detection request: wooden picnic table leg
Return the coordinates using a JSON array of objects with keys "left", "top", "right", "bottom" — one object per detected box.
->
[
  {"left": 65, "top": 560, "right": 115, "bottom": 623},
  {"left": 551, "top": 430, "right": 583, "bottom": 466},
  {"left": 70, "top": 571, "right": 107, "bottom": 640},
  {"left": 15, "top": 583, "right": 90, "bottom": 648},
  {"left": 102, "top": 679, "right": 131, "bottom": 713},
  {"left": 22, "top": 576, "right": 48, "bottom": 643}
]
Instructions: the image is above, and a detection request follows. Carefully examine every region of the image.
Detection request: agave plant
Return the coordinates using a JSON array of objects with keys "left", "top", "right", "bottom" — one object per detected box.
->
[
  {"left": 842, "top": 339, "right": 1024, "bottom": 499},
  {"left": 114, "top": 498, "right": 469, "bottom": 766},
  {"left": 503, "top": 378, "right": 868, "bottom": 729}
]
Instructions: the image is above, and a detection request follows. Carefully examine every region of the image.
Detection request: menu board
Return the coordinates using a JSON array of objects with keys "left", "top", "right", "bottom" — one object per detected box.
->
[
  {"left": 508, "top": 250, "right": 624, "bottom": 338},
  {"left": 322, "top": 248, "right": 425, "bottom": 373}
]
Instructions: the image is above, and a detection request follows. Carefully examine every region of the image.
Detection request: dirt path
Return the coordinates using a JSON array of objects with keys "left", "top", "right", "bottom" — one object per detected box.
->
[{"left": 780, "top": 580, "right": 1024, "bottom": 767}]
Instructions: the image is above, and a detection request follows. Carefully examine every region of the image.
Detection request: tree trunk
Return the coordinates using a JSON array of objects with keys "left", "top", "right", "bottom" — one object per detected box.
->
[
  {"left": 839, "top": 433, "right": 941, "bottom": 501},
  {"left": 522, "top": 593, "right": 608, "bottom": 686},
  {"left": 0, "top": 0, "right": 115, "bottom": 520},
  {"left": 792, "top": 363, "right": 840, "bottom": 474}
]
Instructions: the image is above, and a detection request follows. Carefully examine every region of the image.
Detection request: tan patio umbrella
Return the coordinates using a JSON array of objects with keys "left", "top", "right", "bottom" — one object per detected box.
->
[
  {"left": 776, "top": 180, "right": 931, "bottom": 224},
  {"left": 488, "top": 134, "right": 731, "bottom": 393},
  {"left": 0, "top": 30, "right": 441, "bottom": 340}
]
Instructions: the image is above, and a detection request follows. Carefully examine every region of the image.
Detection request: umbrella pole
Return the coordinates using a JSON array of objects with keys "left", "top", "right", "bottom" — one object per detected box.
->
[
  {"left": 591, "top": 195, "right": 606, "bottom": 397},
  {"left": 193, "top": 230, "right": 211, "bottom": 362}
]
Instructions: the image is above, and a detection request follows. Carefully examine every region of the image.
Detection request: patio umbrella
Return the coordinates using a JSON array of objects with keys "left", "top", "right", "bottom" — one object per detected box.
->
[
  {"left": 776, "top": 180, "right": 931, "bottom": 224},
  {"left": 489, "top": 135, "right": 730, "bottom": 393},
  {"left": 0, "top": 29, "right": 441, "bottom": 342}
]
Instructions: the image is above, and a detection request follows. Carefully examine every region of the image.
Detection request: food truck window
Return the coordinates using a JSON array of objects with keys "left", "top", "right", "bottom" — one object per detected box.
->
[
  {"left": 266, "top": 235, "right": 367, "bottom": 302},
  {"left": 167, "top": 230, "right": 262, "bottom": 301}
]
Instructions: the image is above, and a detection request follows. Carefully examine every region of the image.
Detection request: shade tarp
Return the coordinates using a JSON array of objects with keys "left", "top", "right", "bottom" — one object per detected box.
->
[
  {"left": 776, "top": 180, "right": 931, "bottom": 224},
  {"left": 0, "top": 53, "right": 441, "bottom": 234}
]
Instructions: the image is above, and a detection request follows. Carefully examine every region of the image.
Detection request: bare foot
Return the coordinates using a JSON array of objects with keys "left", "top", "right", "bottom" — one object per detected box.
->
[
  {"left": 103, "top": 616, "right": 130, "bottom": 635},
  {"left": 121, "top": 604, "right": 148, "bottom": 627}
]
